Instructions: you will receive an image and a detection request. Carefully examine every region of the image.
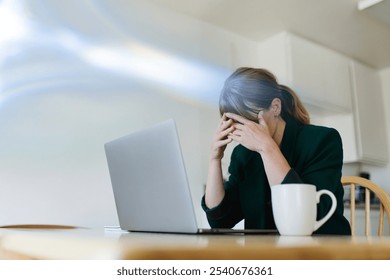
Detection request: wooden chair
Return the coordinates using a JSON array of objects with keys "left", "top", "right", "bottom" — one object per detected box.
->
[{"left": 341, "top": 176, "right": 390, "bottom": 236}]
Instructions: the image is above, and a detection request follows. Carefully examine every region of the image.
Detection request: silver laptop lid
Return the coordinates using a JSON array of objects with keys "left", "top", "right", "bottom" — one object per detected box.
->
[{"left": 104, "top": 119, "right": 199, "bottom": 233}]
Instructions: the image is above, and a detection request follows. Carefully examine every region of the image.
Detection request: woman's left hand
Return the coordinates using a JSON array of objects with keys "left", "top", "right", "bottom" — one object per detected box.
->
[{"left": 226, "top": 112, "right": 273, "bottom": 153}]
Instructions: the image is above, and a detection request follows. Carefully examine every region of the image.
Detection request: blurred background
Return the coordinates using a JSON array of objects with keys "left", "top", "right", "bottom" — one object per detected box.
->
[{"left": 1, "top": 0, "right": 389, "bottom": 230}]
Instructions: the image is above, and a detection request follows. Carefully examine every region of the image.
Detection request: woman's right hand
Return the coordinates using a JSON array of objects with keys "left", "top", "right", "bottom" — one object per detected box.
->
[{"left": 210, "top": 113, "right": 234, "bottom": 161}]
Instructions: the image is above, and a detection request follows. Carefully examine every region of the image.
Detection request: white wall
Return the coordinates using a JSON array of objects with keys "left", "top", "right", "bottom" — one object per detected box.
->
[
  {"left": 0, "top": 87, "right": 217, "bottom": 227},
  {"left": 0, "top": 1, "right": 259, "bottom": 228}
]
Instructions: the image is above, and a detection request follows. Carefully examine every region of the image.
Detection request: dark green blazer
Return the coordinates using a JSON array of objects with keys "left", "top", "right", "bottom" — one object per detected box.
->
[{"left": 202, "top": 116, "right": 351, "bottom": 235}]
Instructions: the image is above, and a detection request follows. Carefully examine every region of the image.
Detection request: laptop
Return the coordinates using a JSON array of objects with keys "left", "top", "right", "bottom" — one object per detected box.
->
[{"left": 104, "top": 119, "right": 277, "bottom": 235}]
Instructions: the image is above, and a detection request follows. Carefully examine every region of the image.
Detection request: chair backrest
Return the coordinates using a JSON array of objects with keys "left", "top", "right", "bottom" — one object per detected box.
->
[{"left": 341, "top": 176, "right": 390, "bottom": 236}]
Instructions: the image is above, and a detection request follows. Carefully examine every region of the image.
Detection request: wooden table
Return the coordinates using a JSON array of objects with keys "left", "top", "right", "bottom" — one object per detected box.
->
[{"left": 1, "top": 227, "right": 390, "bottom": 260}]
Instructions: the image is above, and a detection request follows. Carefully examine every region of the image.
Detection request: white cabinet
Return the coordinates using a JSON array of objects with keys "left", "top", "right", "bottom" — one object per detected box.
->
[
  {"left": 309, "top": 62, "right": 388, "bottom": 165},
  {"left": 257, "top": 32, "right": 352, "bottom": 113},
  {"left": 349, "top": 61, "right": 389, "bottom": 165}
]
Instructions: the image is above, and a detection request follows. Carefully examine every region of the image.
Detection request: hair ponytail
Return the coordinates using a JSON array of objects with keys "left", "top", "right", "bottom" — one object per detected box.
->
[{"left": 279, "top": 84, "right": 310, "bottom": 125}]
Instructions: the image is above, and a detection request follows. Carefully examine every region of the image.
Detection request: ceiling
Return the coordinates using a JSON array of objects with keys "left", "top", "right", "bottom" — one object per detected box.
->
[{"left": 148, "top": 0, "right": 390, "bottom": 70}]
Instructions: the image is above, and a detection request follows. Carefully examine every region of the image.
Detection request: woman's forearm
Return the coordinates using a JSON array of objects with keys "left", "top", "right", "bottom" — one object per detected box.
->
[
  {"left": 204, "top": 159, "right": 225, "bottom": 208},
  {"left": 260, "top": 141, "right": 291, "bottom": 186}
]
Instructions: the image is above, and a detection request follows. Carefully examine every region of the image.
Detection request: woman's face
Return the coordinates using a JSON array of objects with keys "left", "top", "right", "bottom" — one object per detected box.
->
[{"left": 257, "top": 98, "right": 282, "bottom": 136}]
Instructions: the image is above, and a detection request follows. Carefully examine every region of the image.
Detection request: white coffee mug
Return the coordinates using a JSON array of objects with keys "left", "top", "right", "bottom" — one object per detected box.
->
[{"left": 271, "top": 184, "right": 337, "bottom": 236}]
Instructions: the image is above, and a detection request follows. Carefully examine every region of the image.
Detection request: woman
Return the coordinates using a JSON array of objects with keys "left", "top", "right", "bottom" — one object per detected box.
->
[{"left": 202, "top": 67, "right": 351, "bottom": 235}]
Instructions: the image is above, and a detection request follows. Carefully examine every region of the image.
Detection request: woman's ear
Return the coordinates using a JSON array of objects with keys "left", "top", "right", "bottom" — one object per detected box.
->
[{"left": 271, "top": 98, "right": 282, "bottom": 116}]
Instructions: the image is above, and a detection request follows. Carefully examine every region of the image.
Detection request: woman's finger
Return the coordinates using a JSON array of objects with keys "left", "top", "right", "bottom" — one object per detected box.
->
[
  {"left": 257, "top": 112, "right": 268, "bottom": 128},
  {"left": 227, "top": 133, "right": 240, "bottom": 143},
  {"left": 219, "top": 126, "right": 234, "bottom": 139},
  {"left": 233, "top": 123, "right": 245, "bottom": 131},
  {"left": 231, "top": 129, "right": 242, "bottom": 137},
  {"left": 220, "top": 118, "right": 233, "bottom": 131},
  {"left": 225, "top": 113, "right": 250, "bottom": 125},
  {"left": 222, "top": 113, "right": 228, "bottom": 121},
  {"left": 217, "top": 138, "right": 233, "bottom": 147}
]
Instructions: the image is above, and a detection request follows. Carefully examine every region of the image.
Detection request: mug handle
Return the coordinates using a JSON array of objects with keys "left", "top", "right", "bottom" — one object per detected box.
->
[{"left": 313, "top": 190, "right": 337, "bottom": 231}]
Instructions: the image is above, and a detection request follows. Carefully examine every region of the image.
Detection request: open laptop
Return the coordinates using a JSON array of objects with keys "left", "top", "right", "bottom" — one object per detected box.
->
[{"left": 104, "top": 119, "right": 277, "bottom": 235}]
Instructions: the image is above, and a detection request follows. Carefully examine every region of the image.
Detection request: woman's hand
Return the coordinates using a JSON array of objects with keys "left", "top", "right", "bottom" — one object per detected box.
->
[
  {"left": 226, "top": 112, "right": 291, "bottom": 186},
  {"left": 210, "top": 114, "right": 234, "bottom": 160},
  {"left": 226, "top": 112, "right": 272, "bottom": 153}
]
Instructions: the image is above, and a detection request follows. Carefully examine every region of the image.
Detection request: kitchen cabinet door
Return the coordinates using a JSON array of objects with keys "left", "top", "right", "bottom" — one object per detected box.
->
[
  {"left": 350, "top": 61, "right": 389, "bottom": 165},
  {"left": 288, "top": 34, "right": 352, "bottom": 112}
]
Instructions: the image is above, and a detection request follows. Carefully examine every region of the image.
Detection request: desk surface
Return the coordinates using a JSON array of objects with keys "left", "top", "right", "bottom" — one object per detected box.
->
[{"left": 1, "top": 227, "right": 390, "bottom": 260}]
